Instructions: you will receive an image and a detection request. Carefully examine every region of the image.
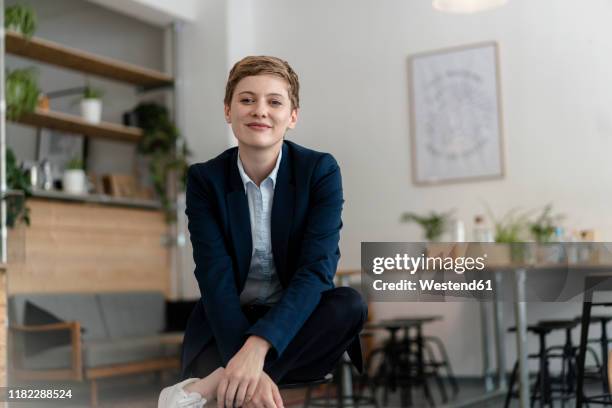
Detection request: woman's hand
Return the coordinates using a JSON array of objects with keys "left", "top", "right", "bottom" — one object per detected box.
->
[
  {"left": 244, "top": 372, "right": 284, "bottom": 408},
  {"left": 217, "top": 336, "right": 271, "bottom": 408}
]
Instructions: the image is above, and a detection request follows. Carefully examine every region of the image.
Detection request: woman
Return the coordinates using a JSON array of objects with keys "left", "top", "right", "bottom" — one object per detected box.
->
[{"left": 160, "top": 56, "right": 367, "bottom": 408}]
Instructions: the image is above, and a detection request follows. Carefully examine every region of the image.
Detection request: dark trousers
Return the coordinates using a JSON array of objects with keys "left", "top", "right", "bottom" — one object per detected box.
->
[{"left": 187, "top": 286, "right": 367, "bottom": 384}]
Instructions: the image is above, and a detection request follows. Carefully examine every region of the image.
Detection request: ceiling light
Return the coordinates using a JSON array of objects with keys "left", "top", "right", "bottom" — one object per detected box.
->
[{"left": 432, "top": 0, "right": 508, "bottom": 14}]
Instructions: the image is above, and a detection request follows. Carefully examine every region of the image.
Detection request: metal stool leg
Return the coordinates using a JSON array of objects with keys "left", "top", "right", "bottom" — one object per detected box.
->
[
  {"left": 426, "top": 336, "right": 459, "bottom": 396},
  {"left": 425, "top": 343, "right": 448, "bottom": 403},
  {"left": 600, "top": 320, "right": 610, "bottom": 399},
  {"left": 504, "top": 361, "right": 518, "bottom": 408},
  {"left": 576, "top": 300, "right": 592, "bottom": 408}
]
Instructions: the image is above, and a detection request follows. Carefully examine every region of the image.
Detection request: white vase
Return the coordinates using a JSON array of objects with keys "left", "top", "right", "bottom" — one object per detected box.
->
[
  {"left": 80, "top": 98, "right": 102, "bottom": 124},
  {"left": 63, "top": 169, "right": 87, "bottom": 195}
]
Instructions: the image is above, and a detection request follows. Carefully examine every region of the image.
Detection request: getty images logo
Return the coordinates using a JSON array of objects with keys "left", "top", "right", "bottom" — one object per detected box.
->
[{"left": 371, "top": 253, "right": 487, "bottom": 275}]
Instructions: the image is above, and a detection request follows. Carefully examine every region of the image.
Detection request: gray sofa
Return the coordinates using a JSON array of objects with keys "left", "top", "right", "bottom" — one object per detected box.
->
[{"left": 9, "top": 291, "right": 182, "bottom": 406}]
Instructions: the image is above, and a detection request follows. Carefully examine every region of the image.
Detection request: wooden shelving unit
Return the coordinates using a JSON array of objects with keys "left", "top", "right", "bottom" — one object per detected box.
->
[
  {"left": 6, "top": 30, "right": 173, "bottom": 88},
  {"left": 3, "top": 30, "right": 175, "bottom": 142},
  {"left": 14, "top": 108, "right": 142, "bottom": 143}
]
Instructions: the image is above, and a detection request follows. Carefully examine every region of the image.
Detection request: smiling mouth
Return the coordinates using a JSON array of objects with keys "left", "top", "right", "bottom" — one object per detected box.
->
[{"left": 247, "top": 124, "right": 271, "bottom": 130}]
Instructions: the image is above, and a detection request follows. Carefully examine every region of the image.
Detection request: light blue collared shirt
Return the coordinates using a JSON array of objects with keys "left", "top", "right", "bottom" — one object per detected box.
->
[{"left": 237, "top": 149, "right": 284, "bottom": 306}]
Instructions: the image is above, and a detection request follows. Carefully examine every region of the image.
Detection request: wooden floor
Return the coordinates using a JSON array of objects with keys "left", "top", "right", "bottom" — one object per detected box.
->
[
  {"left": 10, "top": 375, "right": 608, "bottom": 407},
  {"left": 10, "top": 373, "right": 317, "bottom": 408}
]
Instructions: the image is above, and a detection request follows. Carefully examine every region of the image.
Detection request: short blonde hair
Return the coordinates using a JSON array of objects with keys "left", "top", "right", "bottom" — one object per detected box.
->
[{"left": 224, "top": 56, "right": 300, "bottom": 110}]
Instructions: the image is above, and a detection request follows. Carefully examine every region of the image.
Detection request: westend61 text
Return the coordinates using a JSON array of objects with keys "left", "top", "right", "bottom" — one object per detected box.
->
[{"left": 372, "top": 279, "right": 493, "bottom": 292}]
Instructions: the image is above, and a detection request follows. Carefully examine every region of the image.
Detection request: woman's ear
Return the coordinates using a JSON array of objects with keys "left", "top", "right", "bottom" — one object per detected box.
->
[
  {"left": 224, "top": 104, "right": 231, "bottom": 123},
  {"left": 287, "top": 108, "right": 299, "bottom": 129}
]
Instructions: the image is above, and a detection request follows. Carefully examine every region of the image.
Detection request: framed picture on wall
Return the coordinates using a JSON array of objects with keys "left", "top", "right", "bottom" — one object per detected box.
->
[
  {"left": 37, "top": 130, "right": 86, "bottom": 181},
  {"left": 408, "top": 42, "right": 505, "bottom": 185}
]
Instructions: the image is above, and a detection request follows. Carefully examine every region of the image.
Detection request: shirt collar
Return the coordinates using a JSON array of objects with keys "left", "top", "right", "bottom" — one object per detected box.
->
[{"left": 237, "top": 148, "right": 283, "bottom": 189}]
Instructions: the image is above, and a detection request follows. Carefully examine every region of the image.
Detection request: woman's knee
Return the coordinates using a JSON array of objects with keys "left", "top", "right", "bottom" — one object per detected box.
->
[{"left": 322, "top": 286, "right": 368, "bottom": 325}]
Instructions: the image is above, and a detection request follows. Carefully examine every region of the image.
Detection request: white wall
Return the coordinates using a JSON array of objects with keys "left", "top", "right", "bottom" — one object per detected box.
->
[
  {"left": 174, "top": 0, "right": 232, "bottom": 299},
  {"left": 246, "top": 0, "right": 612, "bottom": 376},
  {"left": 176, "top": 0, "right": 612, "bottom": 376},
  {"left": 88, "top": 0, "right": 199, "bottom": 25}
]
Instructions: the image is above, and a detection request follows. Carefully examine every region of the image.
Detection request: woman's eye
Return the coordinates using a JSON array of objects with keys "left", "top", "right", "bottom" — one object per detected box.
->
[
  {"left": 240, "top": 98, "right": 254, "bottom": 104},
  {"left": 270, "top": 100, "right": 282, "bottom": 106}
]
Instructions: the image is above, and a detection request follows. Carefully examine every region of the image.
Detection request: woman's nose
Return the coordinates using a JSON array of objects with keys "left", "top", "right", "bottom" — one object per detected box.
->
[{"left": 251, "top": 101, "right": 267, "bottom": 117}]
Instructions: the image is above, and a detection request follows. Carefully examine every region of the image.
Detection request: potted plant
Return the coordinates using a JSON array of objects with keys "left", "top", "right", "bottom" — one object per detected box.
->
[
  {"left": 4, "top": 3, "right": 37, "bottom": 38},
  {"left": 487, "top": 207, "right": 531, "bottom": 264},
  {"left": 529, "top": 204, "right": 563, "bottom": 243},
  {"left": 5, "top": 148, "right": 31, "bottom": 227},
  {"left": 62, "top": 157, "right": 87, "bottom": 195},
  {"left": 80, "top": 86, "right": 104, "bottom": 123},
  {"left": 400, "top": 210, "right": 453, "bottom": 242},
  {"left": 5, "top": 67, "right": 40, "bottom": 120},
  {"left": 132, "top": 102, "right": 190, "bottom": 221},
  {"left": 529, "top": 204, "right": 564, "bottom": 263}
]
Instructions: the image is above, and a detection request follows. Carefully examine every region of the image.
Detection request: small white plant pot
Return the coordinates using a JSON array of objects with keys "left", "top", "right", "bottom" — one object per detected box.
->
[
  {"left": 80, "top": 98, "right": 102, "bottom": 124},
  {"left": 63, "top": 169, "right": 87, "bottom": 195}
]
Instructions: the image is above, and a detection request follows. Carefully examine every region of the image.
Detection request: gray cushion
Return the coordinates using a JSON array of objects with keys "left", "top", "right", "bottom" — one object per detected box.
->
[
  {"left": 97, "top": 292, "right": 165, "bottom": 339},
  {"left": 9, "top": 294, "right": 108, "bottom": 341},
  {"left": 24, "top": 301, "right": 71, "bottom": 356},
  {"left": 23, "top": 335, "right": 174, "bottom": 370},
  {"left": 22, "top": 344, "right": 73, "bottom": 370}
]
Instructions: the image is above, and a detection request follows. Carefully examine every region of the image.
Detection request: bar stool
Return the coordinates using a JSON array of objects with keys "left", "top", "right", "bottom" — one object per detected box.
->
[
  {"left": 366, "top": 316, "right": 452, "bottom": 407},
  {"left": 538, "top": 320, "right": 580, "bottom": 403},
  {"left": 282, "top": 354, "right": 379, "bottom": 408},
  {"left": 585, "top": 315, "right": 611, "bottom": 396},
  {"left": 576, "top": 296, "right": 612, "bottom": 407},
  {"left": 279, "top": 374, "right": 334, "bottom": 408},
  {"left": 505, "top": 320, "right": 579, "bottom": 408},
  {"left": 366, "top": 322, "right": 412, "bottom": 407}
]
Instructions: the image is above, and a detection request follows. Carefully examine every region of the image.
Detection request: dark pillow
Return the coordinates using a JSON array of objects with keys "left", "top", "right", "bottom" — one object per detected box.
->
[{"left": 23, "top": 301, "right": 71, "bottom": 356}]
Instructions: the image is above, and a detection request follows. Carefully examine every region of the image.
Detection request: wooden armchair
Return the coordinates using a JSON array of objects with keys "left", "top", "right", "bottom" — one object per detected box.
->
[{"left": 9, "top": 321, "right": 83, "bottom": 382}]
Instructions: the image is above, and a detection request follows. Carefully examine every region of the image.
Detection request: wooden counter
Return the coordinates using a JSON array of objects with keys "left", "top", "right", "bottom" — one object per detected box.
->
[{"left": 7, "top": 198, "right": 170, "bottom": 295}]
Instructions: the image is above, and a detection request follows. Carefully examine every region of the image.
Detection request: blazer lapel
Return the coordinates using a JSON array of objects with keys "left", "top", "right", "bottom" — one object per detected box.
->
[
  {"left": 226, "top": 149, "right": 252, "bottom": 291},
  {"left": 271, "top": 143, "right": 295, "bottom": 286}
]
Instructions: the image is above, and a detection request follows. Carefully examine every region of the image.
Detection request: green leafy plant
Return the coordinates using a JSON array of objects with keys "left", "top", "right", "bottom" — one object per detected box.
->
[
  {"left": 133, "top": 102, "right": 190, "bottom": 221},
  {"left": 83, "top": 86, "right": 103, "bottom": 99},
  {"left": 486, "top": 207, "right": 530, "bottom": 243},
  {"left": 400, "top": 210, "right": 453, "bottom": 242},
  {"left": 65, "top": 157, "right": 84, "bottom": 170},
  {"left": 5, "top": 148, "right": 31, "bottom": 227},
  {"left": 5, "top": 67, "right": 39, "bottom": 120},
  {"left": 4, "top": 4, "right": 37, "bottom": 38},
  {"left": 529, "top": 204, "right": 564, "bottom": 243}
]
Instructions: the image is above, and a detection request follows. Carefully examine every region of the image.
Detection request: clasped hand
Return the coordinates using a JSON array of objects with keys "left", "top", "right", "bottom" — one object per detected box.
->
[{"left": 217, "top": 336, "right": 283, "bottom": 408}]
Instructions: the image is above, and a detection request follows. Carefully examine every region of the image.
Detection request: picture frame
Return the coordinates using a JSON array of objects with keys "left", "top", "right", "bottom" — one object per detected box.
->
[
  {"left": 408, "top": 41, "right": 505, "bottom": 185},
  {"left": 36, "top": 129, "right": 86, "bottom": 181}
]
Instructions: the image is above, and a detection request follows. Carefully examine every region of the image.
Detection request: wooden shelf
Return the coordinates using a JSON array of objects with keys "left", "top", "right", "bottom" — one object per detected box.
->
[
  {"left": 12, "top": 108, "right": 142, "bottom": 143},
  {"left": 5, "top": 30, "right": 173, "bottom": 89},
  {"left": 30, "top": 190, "right": 161, "bottom": 210}
]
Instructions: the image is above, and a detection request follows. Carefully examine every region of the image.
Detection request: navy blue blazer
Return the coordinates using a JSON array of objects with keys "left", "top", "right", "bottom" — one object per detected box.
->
[{"left": 182, "top": 140, "right": 362, "bottom": 375}]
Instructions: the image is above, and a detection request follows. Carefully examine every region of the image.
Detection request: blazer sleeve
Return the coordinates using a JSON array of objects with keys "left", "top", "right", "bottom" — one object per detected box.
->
[
  {"left": 185, "top": 164, "right": 252, "bottom": 364},
  {"left": 245, "top": 153, "right": 343, "bottom": 358}
]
